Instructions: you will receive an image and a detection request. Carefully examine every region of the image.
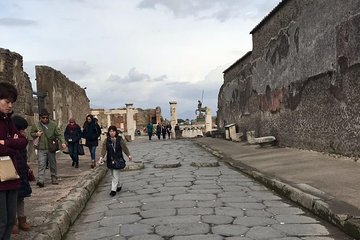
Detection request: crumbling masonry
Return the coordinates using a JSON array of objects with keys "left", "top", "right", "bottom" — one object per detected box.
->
[{"left": 218, "top": 0, "right": 360, "bottom": 157}]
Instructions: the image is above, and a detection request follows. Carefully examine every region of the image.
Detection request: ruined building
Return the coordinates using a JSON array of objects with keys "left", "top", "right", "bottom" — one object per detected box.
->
[
  {"left": 218, "top": 0, "right": 360, "bottom": 157},
  {"left": 0, "top": 48, "right": 90, "bottom": 161},
  {"left": 91, "top": 106, "right": 162, "bottom": 132}
]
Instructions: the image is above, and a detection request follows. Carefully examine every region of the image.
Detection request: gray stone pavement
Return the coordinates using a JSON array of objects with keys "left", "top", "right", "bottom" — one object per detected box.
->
[
  {"left": 63, "top": 137, "right": 352, "bottom": 240},
  {"left": 194, "top": 137, "right": 360, "bottom": 239}
]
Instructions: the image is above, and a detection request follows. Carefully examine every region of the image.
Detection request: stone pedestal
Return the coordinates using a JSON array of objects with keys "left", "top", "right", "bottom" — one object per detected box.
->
[
  {"left": 205, "top": 107, "right": 212, "bottom": 133},
  {"left": 169, "top": 101, "right": 178, "bottom": 138},
  {"left": 126, "top": 103, "right": 135, "bottom": 141}
]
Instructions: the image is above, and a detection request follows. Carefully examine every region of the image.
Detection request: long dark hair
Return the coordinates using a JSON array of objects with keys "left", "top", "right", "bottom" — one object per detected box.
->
[{"left": 107, "top": 125, "right": 119, "bottom": 138}]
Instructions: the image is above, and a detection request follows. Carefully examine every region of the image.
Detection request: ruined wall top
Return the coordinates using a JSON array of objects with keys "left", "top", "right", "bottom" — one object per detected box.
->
[
  {"left": 0, "top": 48, "right": 33, "bottom": 116},
  {"left": 36, "top": 65, "right": 90, "bottom": 129}
]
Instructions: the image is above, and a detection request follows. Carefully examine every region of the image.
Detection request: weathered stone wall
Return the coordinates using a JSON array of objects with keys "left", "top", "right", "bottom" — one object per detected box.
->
[
  {"left": 0, "top": 48, "right": 34, "bottom": 117},
  {"left": 36, "top": 66, "right": 90, "bottom": 130},
  {"left": 219, "top": 0, "right": 360, "bottom": 157}
]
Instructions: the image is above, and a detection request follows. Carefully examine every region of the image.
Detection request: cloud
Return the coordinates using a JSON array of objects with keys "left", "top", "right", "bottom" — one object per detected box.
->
[
  {"left": 137, "top": 0, "right": 281, "bottom": 22},
  {"left": 0, "top": 17, "right": 37, "bottom": 26}
]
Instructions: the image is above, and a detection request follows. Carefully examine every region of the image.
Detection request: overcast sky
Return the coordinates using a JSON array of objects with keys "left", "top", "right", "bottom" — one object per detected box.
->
[{"left": 0, "top": 0, "right": 280, "bottom": 119}]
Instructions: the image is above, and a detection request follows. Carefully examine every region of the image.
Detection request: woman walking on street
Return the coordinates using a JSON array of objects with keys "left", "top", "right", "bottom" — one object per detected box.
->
[
  {"left": 82, "top": 114, "right": 101, "bottom": 168},
  {"left": 0, "top": 82, "right": 28, "bottom": 240},
  {"left": 98, "top": 125, "right": 132, "bottom": 197},
  {"left": 64, "top": 118, "right": 82, "bottom": 168}
]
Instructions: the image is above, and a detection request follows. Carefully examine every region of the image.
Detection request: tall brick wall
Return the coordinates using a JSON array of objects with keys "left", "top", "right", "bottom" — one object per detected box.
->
[
  {"left": 36, "top": 66, "right": 90, "bottom": 130},
  {"left": 218, "top": 0, "right": 360, "bottom": 157}
]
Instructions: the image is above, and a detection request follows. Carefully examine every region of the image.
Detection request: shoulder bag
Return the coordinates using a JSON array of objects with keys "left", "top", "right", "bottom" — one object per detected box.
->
[{"left": 0, "top": 156, "right": 20, "bottom": 182}]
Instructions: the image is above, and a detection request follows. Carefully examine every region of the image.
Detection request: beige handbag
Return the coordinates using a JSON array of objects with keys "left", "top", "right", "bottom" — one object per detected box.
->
[{"left": 0, "top": 156, "right": 20, "bottom": 182}]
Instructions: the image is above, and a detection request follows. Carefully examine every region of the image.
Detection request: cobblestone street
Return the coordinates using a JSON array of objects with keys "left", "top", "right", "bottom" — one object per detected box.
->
[{"left": 64, "top": 138, "right": 351, "bottom": 240}]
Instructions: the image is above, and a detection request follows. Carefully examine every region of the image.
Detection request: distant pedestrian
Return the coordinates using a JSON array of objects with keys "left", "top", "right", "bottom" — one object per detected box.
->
[
  {"left": 98, "top": 125, "right": 132, "bottom": 197},
  {"left": 11, "top": 115, "right": 32, "bottom": 234},
  {"left": 161, "top": 124, "right": 167, "bottom": 139},
  {"left": 30, "top": 109, "right": 66, "bottom": 187},
  {"left": 0, "top": 82, "right": 28, "bottom": 240},
  {"left": 156, "top": 123, "right": 161, "bottom": 140},
  {"left": 166, "top": 123, "right": 172, "bottom": 139},
  {"left": 146, "top": 122, "right": 153, "bottom": 140},
  {"left": 175, "top": 124, "right": 181, "bottom": 139},
  {"left": 82, "top": 114, "right": 101, "bottom": 168},
  {"left": 64, "top": 117, "right": 82, "bottom": 168}
]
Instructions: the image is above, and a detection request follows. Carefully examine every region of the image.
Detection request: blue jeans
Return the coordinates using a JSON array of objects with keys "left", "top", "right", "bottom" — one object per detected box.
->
[
  {"left": 37, "top": 150, "right": 57, "bottom": 183},
  {"left": 68, "top": 142, "right": 79, "bottom": 164},
  {"left": 0, "top": 190, "right": 17, "bottom": 240},
  {"left": 88, "top": 146, "right": 96, "bottom": 161}
]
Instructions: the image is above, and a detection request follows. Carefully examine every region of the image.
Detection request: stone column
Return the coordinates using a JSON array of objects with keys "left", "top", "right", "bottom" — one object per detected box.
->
[
  {"left": 126, "top": 103, "right": 135, "bottom": 141},
  {"left": 106, "top": 113, "right": 111, "bottom": 128},
  {"left": 205, "top": 107, "right": 212, "bottom": 133},
  {"left": 169, "top": 101, "right": 178, "bottom": 138}
]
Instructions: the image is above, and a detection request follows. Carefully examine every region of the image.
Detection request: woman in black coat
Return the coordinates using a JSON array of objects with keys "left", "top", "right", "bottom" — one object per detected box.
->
[
  {"left": 64, "top": 118, "right": 82, "bottom": 168},
  {"left": 82, "top": 114, "right": 101, "bottom": 168}
]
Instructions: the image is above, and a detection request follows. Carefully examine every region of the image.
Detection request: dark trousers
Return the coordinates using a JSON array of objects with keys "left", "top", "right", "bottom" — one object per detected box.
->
[
  {"left": 68, "top": 142, "right": 79, "bottom": 164},
  {"left": 0, "top": 190, "right": 17, "bottom": 240}
]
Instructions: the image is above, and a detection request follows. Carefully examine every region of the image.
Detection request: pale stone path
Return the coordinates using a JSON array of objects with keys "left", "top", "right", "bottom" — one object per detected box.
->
[{"left": 64, "top": 138, "right": 352, "bottom": 240}]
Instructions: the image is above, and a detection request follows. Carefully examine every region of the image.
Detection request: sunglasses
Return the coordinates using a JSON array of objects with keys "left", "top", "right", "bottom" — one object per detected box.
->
[{"left": 41, "top": 116, "right": 49, "bottom": 119}]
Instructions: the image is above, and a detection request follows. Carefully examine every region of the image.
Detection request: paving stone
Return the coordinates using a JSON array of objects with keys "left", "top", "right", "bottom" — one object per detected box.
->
[
  {"left": 273, "top": 223, "right": 330, "bottom": 236},
  {"left": 154, "top": 161, "right": 181, "bottom": 168},
  {"left": 191, "top": 160, "right": 219, "bottom": 167},
  {"left": 266, "top": 207, "right": 305, "bottom": 215},
  {"left": 141, "top": 200, "right": 196, "bottom": 210},
  {"left": 165, "top": 181, "right": 193, "bottom": 187},
  {"left": 128, "top": 235, "right": 163, "bottom": 240},
  {"left": 233, "top": 216, "right": 278, "bottom": 226},
  {"left": 140, "top": 215, "right": 201, "bottom": 225},
  {"left": 140, "top": 195, "right": 173, "bottom": 203},
  {"left": 178, "top": 207, "right": 214, "bottom": 215},
  {"left": 120, "top": 223, "right": 154, "bottom": 237},
  {"left": 275, "top": 215, "right": 319, "bottom": 224},
  {"left": 140, "top": 208, "right": 177, "bottom": 218},
  {"left": 105, "top": 207, "right": 140, "bottom": 216},
  {"left": 174, "top": 193, "right": 216, "bottom": 201},
  {"left": 99, "top": 215, "right": 141, "bottom": 226},
  {"left": 215, "top": 207, "right": 245, "bottom": 217},
  {"left": 225, "top": 202, "right": 266, "bottom": 210},
  {"left": 245, "top": 209, "right": 274, "bottom": 217},
  {"left": 212, "top": 224, "right": 249, "bottom": 236},
  {"left": 245, "top": 226, "right": 286, "bottom": 239},
  {"left": 155, "top": 223, "right": 210, "bottom": 237},
  {"left": 109, "top": 201, "right": 142, "bottom": 209},
  {"left": 72, "top": 226, "right": 120, "bottom": 240},
  {"left": 172, "top": 234, "right": 223, "bottom": 240},
  {"left": 201, "top": 215, "right": 234, "bottom": 224}
]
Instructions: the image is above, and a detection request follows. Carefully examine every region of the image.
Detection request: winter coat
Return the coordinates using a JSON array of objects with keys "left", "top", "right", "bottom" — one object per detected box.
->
[
  {"left": 30, "top": 120, "right": 65, "bottom": 150},
  {"left": 0, "top": 112, "right": 28, "bottom": 191},
  {"left": 82, "top": 121, "right": 101, "bottom": 147},
  {"left": 100, "top": 136, "right": 130, "bottom": 170},
  {"left": 64, "top": 124, "right": 82, "bottom": 144},
  {"left": 16, "top": 148, "right": 32, "bottom": 198}
]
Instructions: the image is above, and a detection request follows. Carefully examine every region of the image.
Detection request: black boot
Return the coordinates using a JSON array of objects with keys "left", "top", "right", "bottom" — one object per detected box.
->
[{"left": 72, "top": 161, "right": 75, "bottom": 167}]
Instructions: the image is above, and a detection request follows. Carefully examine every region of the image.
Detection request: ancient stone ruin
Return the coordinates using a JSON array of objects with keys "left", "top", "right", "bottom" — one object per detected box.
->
[{"left": 218, "top": 0, "right": 360, "bottom": 157}]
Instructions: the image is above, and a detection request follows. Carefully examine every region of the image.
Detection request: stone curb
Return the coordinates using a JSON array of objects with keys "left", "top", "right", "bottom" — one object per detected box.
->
[
  {"left": 31, "top": 166, "right": 108, "bottom": 240},
  {"left": 195, "top": 141, "right": 360, "bottom": 239}
]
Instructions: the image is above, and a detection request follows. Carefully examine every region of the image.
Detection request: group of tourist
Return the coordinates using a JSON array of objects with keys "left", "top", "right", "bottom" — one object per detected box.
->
[
  {"left": 0, "top": 81, "right": 132, "bottom": 239},
  {"left": 146, "top": 122, "right": 172, "bottom": 140}
]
